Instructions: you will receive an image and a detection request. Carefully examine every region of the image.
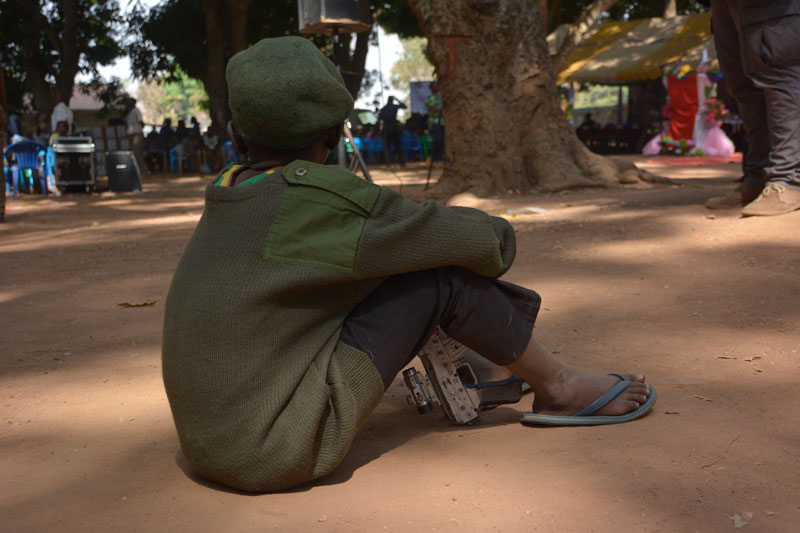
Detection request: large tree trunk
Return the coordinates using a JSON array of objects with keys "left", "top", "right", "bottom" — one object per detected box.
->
[
  {"left": 201, "top": 0, "right": 231, "bottom": 138},
  {"left": 17, "top": 0, "right": 84, "bottom": 125},
  {"left": 408, "top": 0, "right": 645, "bottom": 196},
  {"left": 18, "top": 0, "right": 54, "bottom": 124},
  {"left": 200, "top": 0, "right": 252, "bottom": 137},
  {"left": 55, "top": 0, "right": 80, "bottom": 105},
  {"left": 334, "top": 30, "right": 371, "bottom": 99}
]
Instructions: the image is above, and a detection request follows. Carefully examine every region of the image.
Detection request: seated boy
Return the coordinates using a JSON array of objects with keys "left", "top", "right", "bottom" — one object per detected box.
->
[{"left": 162, "top": 37, "right": 655, "bottom": 493}]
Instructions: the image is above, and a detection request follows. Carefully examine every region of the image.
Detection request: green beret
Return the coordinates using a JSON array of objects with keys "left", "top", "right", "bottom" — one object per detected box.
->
[{"left": 226, "top": 36, "right": 354, "bottom": 150}]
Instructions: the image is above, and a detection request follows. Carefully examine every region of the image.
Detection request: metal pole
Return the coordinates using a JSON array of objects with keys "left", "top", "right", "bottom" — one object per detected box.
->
[
  {"left": 332, "top": 27, "right": 347, "bottom": 166},
  {"left": 376, "top": 27, "right": 385, "bottom": 106}
]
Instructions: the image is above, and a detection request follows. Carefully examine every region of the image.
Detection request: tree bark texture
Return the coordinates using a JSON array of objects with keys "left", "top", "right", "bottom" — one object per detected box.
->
[
  {"left": 408, "top": 0, "right": 638, "bottom": 195},
  {"left": 55, "top": 0, "right": 80, "bottom": 105},
  {"left": 19, "top": 1, "right": 54, "bottom": 124},
  {"left": 200, "top": 0, "right": 252, "bottom": 137},
  {"left": 550, "top": 0, "right": 619, "bottom": 74},
  {"left": 335, "top": 31, "right": 371, "bottom": 99}
]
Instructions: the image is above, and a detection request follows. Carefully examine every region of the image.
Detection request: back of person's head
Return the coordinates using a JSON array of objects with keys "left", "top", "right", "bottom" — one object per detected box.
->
[
  {"left": 226, "top": 36, "right": 353, "bottom": 151},
  {"left": 162, "top": 118, "right": 172, "bottom": 127}
]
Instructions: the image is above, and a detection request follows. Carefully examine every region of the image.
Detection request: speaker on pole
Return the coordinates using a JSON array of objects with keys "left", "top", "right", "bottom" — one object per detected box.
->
[{"left": 297, "top": 0, "right": 371, "bottom": 35}]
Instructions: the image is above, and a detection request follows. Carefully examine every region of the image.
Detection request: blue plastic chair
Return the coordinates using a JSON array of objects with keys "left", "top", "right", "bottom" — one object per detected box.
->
[
  {"left": 5, "top": 141, "right": 47, "bottom": 196},
  {"left": 44, "top": 147, "right": 56, "bottom": 191},
  {"left": 400, "top": 132, "right": 422, "bottom": 162},
  {"left": 366, "top": 137, "right": 384, "bottom": 163}
]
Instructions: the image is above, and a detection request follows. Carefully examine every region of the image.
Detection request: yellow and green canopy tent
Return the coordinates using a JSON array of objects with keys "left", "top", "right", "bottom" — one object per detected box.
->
[{"left": 549, "top": 12, "right": 714, "bottom": 84}]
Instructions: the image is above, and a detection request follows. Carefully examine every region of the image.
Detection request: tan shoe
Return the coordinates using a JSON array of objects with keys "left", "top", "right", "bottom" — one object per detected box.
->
[
  {"left": 741, "top": 183, "right": 800, "bottom": 216},
  {"left": 705, "top": 182, "right": 762, "bottom": 210}
]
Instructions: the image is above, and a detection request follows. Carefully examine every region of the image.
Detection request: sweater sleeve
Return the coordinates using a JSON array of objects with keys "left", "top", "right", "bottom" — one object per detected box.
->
[{"left": 354, "top": 186, "right": 516, "bottom": 279}]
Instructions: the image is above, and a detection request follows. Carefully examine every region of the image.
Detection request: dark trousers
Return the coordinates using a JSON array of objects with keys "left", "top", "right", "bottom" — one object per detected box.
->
[
  {"left": 431, "top": 124, "right": 445, "bottom": 162},
  {"left": 711, "top": 0, "right": 800, "bottom": 189},
  {"left": 383, "top": 126, "right": 404, "bottom": 166},
  {"left": 339, "top": 267, "right": 541, "bottom": 389}
]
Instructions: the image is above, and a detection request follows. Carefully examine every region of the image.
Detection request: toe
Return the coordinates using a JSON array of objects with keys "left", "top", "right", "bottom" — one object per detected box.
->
[
  {"left": 629, "top": 393, "right": 649, "bottom": 404},
  {"left": 623, "top": 400, "right": 641, "bottom": 411}
]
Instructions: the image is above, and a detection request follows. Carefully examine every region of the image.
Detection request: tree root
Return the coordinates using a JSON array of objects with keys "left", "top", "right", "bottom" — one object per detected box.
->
[{"left": 609, "top": 157, "right": 673, "bottom": 185}]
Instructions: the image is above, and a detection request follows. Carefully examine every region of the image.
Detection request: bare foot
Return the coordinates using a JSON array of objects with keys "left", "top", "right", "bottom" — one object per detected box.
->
[
  {"left": 507, "top": 337, "right": 650, "bottom": 417},
  {"left": 530, "top": 370, "right": 649, "bottom": 417}
]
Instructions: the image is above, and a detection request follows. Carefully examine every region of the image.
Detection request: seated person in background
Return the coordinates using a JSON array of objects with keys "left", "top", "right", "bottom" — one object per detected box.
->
[
  {"left": 176, "top": 129, "right": 203, "bottom": 173},
  {"left": 176, "top": 119, "right": 188, "bottom": 142},
  {"left": 49, "top": 120, "right": 69, "bottom": 145},
  {"left": 144, "top": 129, "right": 164, "bottom": 172},
  {"left": 158, "top": 118, "right": 176, "bottom": 151},
  {"left": 578, "top": 112, "right": 597, "bottom": 131},
  {"left": 162, "top": 36, "right": 655, "bottom": 493},
  {"left": 33, "top": 122, "right": 50, "bottom": 146},
  {"left": 202, "top": 128, "right": 224, "bottom": 172}
]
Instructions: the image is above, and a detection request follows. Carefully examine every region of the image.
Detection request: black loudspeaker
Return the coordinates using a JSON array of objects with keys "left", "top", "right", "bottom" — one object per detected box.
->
[
  {"left": 297, "top": 0, "right": 371, "bottom": 35},
  {"left": 106, "top": 151, "right": 142, "bottom": 192}
]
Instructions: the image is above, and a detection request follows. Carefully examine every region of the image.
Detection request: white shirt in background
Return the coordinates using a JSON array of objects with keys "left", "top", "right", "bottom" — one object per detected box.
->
[
  {"left": 126, "top": 107, "right": 144, "bottom": 136},
  {"left": 50, "top": 102, "right": 74, "bottom": 132}
]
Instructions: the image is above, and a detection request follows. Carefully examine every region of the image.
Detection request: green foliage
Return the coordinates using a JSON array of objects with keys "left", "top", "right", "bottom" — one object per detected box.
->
[
  {"left": 80, "top": 78, "right": 130, "bottom": 119},
  {"left": 376, "top": 1, "right": 423, "bottom": 38},
  {"left": 127, "top": 0, "right": 309, "bottom": 81},
  {"left": 605, "top": 0, "right": 707, "bottom": 21},
  {"left": 136, "top": 71, "right": 210, "bottom": 126},
  {"left": 547, "top": 0, "right": 707, "bottom": 32},
  {"left": 390, "top": 37, "right": 434, "bottom": 93},
  {"left": 127, "top": 0, "right": 207, "bottom": 81},
  {"left": 0, "top": 0, "right": 123, "bottom": 109}
]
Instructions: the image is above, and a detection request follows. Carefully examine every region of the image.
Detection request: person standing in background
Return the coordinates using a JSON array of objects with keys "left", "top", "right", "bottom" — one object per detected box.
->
[
  {"left": 126, "top": 97, "right": 148, "bottom": 176},
  {"left": 378, "top": 96, "right": 407, "bottom": 167},
  {"left": 50, "top": 95, "right": 73, "bottom": 134},
  {"left": 705, "top": 0, "right": 800, "bottom": 216}
]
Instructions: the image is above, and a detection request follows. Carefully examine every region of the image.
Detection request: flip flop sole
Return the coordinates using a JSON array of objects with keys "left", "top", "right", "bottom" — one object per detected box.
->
[{"left": 520, "top": 385, "right": 657, "bottom": 426}]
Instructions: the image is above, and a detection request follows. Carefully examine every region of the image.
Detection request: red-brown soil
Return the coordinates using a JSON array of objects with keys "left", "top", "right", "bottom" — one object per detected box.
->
[{"left": 2, "top": 156, "right": 798, "bottom": 531}]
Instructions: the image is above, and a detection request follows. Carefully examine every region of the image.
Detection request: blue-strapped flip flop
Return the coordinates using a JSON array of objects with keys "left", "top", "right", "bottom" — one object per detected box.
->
[{"left": 520, "top": 373, "right": 657, "bottom": 426}]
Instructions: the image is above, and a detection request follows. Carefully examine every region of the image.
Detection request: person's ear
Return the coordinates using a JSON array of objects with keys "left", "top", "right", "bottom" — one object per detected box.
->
[
  {"left": 324, "top": 123, "right": 344, "bottom": 150},
  {"left": 227, "top": 121, "right": 248, "bottom": 154}
]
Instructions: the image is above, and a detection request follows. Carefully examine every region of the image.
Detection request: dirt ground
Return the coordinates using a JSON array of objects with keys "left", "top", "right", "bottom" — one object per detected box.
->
[{"left": 1, "top": 155, "right": 798, "bottom": 532}]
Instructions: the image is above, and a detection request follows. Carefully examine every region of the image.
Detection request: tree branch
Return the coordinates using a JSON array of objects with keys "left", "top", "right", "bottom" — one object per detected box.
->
[{"left": 550, "top": 0, "right": 619, "bottom": 74}]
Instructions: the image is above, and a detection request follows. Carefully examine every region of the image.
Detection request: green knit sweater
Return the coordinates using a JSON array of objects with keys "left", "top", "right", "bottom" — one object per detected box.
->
[{"left": 162, "top": 160, "right": 516, "bottom": 491}]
